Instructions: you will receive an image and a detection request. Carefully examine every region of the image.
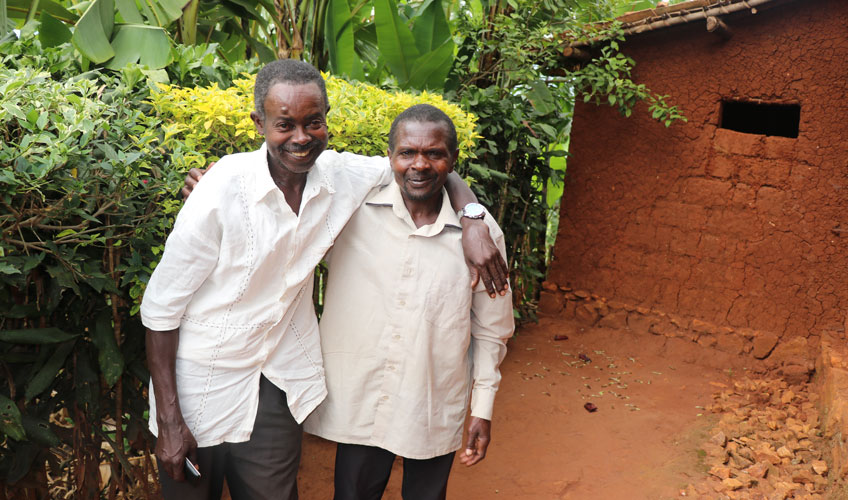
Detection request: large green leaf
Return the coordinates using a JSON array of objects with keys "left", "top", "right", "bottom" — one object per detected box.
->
[
  {"left": 1, "top": 0, "right": 8, "bottom": 37},
  {"left": 72, "top": 0, "right": 115, "bottom": 64},
  {"left": 178, "top": 0, "right": 199, "bottom": 44},
  {"left": 38, "top": 11, "right": 72, "bottom": 47},
  {"left": 6, "top": 0, "right": 77, "bottom": 23},
  {"left": 0, "top": 394, "right": 25, "bottom": 441},
  {"left": 527, "top": 80, "right": 555, "bottom": 115},
  {"left": 24, "top": 340, "right": 75, "bottom": 401},
  {"left": 91, "top": 310, "right": 124, "bottom": 387},
  {"left": 325, "top": 0, "right": 356, "bottom": 77},
  {"left": 21, "top": 416, "right": 60, "bottom": 447},
  {"left": 406, "top": 38, "right": 454, "bottom": 90},
  {"left": 135, "top": 0, "right": 187, "bottom": 26},
  {"left": 105, "top": 24, "right": 172, "bottom": 69},
  {"left": 0, "top": 327, "right": 78, "bottom": 344},
  {"left": 411, "top": 0, "right": 450, "bottom": 54},
  {"left": 373, "top": 0, "right": 419, "bottom": 85},
  {"left": 156, "top": 0, "right": 189, "bottom": 23},
  {"left": 225, "top": 0, "right": 266, "bottom": 22},
  {"left": 115, "top": 0, "right": 144, "bottom": 23}
]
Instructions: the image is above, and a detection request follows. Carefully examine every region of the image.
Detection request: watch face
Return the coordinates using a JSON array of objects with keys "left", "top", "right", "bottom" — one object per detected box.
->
[{"left": 464, "top": 203, "right": 486, "bottom": 218}]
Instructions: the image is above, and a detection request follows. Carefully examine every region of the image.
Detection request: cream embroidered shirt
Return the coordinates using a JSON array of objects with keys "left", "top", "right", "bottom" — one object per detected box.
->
[
  {"left": 303, "top": 181, "right": 514, "bottom": 459},
  {"left": 140, "top": 143, "right": 391, "bottom": 447}
]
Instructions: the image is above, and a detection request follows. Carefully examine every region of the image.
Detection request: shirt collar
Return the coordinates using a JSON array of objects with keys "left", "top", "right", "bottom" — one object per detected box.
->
[
  {"left": 366, "top": 181, "right": 461, "bottom": 236},
  {"left": 253, "top": 143, "right": 336, "bottom": 203}
]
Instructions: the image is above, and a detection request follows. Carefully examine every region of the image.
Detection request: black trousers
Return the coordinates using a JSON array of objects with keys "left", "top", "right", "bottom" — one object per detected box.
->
[
  {"left": 158, "top": 375, "right": 303, "bottom": 500},
  {"left": 333, "top": 443, "right": 456, "bottom": 500}
]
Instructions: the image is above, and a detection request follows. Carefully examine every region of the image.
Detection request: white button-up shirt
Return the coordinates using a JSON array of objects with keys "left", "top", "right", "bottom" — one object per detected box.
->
[
  {"left": 303, "top": 182, "right": 514, "bottom": 459},
  {"left": 140, "top": 144, "right": 390, "bottom": 447}
]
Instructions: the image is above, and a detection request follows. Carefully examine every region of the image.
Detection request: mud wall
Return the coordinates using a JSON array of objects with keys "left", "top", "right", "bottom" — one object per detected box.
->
[{"left": 545, "top": 0, "right": 848, "bottom": 361}]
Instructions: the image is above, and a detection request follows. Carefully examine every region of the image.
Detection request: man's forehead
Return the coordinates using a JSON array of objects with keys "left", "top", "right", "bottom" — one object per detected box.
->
[
  {"left": 396, "top": 121, "right": 450, "bottom": 141},
  {"left": 265, "top": 82, "right": 326, "bottom": 116}
]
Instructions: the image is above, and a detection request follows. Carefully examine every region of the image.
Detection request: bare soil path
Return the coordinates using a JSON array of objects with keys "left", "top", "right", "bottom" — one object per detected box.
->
[{"left": 294, "top": 315, "right": 751, "bottom": 499}]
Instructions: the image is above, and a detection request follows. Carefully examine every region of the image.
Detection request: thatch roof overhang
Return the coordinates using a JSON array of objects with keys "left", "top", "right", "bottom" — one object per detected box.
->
[{"left": 559, "top": 0, "right": 800, "bottom": 65}]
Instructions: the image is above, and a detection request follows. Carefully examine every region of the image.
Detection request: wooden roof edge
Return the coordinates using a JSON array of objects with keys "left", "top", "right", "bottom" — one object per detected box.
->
[{"left": 568, "top": 0, "right": 792, "bottom": 48}]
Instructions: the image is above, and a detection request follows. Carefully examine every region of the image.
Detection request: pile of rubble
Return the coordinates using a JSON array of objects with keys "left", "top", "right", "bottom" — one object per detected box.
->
[{"left": 682, "top": 377, "right": 831, "bottom": 499}]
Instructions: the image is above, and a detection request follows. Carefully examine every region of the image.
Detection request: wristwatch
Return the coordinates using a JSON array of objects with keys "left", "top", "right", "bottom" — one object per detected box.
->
[{"left": 460, "top": 203, "right": 486, "bottom": 220}]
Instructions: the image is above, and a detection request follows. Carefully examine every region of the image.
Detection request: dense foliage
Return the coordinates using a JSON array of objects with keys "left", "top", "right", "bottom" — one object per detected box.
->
[
  {"left": 0, "top": 31, "right": 188, "bottom": 498},
  {"left": 148, "top": 73, "right": 479, "bottom": 168}
]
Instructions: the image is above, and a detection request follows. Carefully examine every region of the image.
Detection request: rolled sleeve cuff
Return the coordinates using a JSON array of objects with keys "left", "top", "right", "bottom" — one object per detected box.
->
[
  {"left": 470, "top": 387, "right": 497, "bottom": 421},
  {"left": 140, "top": 314, "right": 182, "bottom": 332}
]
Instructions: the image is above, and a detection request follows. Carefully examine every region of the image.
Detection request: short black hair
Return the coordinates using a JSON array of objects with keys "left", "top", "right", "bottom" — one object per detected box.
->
[
  {"left": 388, "top": 104, "right": 458, "bottom": 153},
  {"left": 253, "top": 59, "right": 329, "bottom": 119}
]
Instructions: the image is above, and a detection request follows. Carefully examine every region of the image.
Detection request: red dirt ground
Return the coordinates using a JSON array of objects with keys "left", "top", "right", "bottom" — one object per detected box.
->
[{"left": 294, "top": 315, "right": 753, "bottom": 499}]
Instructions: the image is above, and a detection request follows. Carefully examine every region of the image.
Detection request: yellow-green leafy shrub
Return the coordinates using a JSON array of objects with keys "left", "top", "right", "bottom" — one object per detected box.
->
[{"left": 149, "top": 74, "right": 479, "bottom": 168}]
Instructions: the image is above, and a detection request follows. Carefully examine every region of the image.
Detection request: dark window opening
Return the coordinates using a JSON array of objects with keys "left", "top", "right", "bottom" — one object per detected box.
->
[{"left": 720, "top": 100, "right": 800, "bottom": 138}]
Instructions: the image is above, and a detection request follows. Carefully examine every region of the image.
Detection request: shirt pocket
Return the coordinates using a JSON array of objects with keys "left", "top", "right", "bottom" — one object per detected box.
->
[{"left": 423, "top": 274, "right": 472, "bottom": 333}]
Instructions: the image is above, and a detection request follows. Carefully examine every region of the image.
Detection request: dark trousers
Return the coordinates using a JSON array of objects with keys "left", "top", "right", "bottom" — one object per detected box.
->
[
  {"left": 333, "top": 443, "right": 456, "bottom": 500},
  {"left": 158, "top": 375, "right": 303, "bottom": 500}
]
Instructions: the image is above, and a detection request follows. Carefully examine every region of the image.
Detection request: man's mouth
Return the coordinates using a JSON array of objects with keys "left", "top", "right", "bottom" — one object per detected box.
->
[
  {"left": 407, "top": 177, "right": 435, "bottom": 187},
  {"left": 280, "top": 142, "right": 318, "bottom": 159}
]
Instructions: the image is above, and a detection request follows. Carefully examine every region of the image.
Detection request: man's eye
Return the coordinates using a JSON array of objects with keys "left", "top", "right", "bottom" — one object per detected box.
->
[
  {"left": 400, "top": 151, "right": 413, "bottom": 156},
  {"left": 277, "top": 123, "right": 292, "bottom": 130}
]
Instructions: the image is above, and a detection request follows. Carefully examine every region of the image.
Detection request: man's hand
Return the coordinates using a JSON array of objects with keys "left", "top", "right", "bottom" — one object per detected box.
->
[
  {"left": 460, "top": 417, "right": 491, "bottom": 466},
  {"left": 155, "top": 418, "right": 199, "bottom": 481},
  {"left": 181, "top": 162, "right": 215, "bottom": 199},
  {"left": 462, "top": 220, "right": 509, "bottom": 298}
]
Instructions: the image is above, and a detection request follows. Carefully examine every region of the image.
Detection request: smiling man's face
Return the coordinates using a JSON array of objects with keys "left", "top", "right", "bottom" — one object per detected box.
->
[
  {"left": 251, "top": 82, "right": 329, "bottom": 174},
  {"left": 388, "top": 120, "right": 457, "bottom": 203}
]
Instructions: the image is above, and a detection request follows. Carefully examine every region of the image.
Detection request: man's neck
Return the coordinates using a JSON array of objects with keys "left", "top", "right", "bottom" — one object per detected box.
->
[
  {"left": 401, "top": 191, "right": 442, "bottom": 229},
  {"left": 268, "top": 155, "right": 309, "bottom": 215}
]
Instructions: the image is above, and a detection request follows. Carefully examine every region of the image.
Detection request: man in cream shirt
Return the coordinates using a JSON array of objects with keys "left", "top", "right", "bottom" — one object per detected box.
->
[
  {"left": 142, "top": 61, "right": 508, "bottom": 500},
  {"left": 304, "top": 104, "right": 514, "bottom": 500}
]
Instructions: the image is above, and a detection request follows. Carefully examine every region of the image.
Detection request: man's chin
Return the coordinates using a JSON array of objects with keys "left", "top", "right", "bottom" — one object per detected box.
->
[
  {"left": 401, "top": 186, "right": 441, "bottom": 202},
  {"left": 269, "top": 151, "right": 318, "bottom": 174}
]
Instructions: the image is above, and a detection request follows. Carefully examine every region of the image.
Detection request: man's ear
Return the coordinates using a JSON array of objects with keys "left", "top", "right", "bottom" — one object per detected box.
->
[
  {"left": 250, "top": 111, "right": 265, "bottom": 136},
  {"left": 450, "top": 149, "right": 459, "bottom": 173}
]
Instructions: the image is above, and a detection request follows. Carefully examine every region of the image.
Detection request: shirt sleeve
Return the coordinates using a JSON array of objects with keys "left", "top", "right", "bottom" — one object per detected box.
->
[
  {"left": 468, "top": 216, "right": 515, "bottom": 420},
  {"left": 337, "top": 151, "right": 393, "bottom": 189},
  {"left": 139, "top": 166, "right": 227, "bottom": 331}
]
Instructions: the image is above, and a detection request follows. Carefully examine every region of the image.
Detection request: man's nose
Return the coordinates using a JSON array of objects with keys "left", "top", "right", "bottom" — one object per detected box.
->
[
  {"left": 411, "top": 153, "right": 427, "bottom": 170},
  {"left": 291, "top": 126, "right": 310, "bottom": 144}
]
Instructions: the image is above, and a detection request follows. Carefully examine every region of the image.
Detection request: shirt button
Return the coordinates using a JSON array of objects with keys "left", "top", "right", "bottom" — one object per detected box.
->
[
  {"left": 388, "top": 365, "right": 395, "bottom": 371},
  {"left": 404, "top": 268, "right": 413, "bottom": 277},
  {"left": 393, "top": 335, "right": 401, "bottom": 340},
  {"left": 399, "top": 300, "right": 406, "bottom": 306},
  {"left": 380, "top": 395, "right": 389, "bottom": 401}
]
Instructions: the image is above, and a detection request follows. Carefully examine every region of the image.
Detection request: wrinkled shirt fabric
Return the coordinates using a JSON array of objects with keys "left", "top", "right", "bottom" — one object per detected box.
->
[
  {"left": 140, "top": 144, "right": 390, "bottom": 447},
  {"left": 304, "top": 181, "right": 514, "bottom": 459}
]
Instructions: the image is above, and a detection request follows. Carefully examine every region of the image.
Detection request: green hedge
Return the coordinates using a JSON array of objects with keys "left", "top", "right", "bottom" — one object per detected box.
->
[{"left": 148, "top": 73, "right": 480, "bottom": 169}]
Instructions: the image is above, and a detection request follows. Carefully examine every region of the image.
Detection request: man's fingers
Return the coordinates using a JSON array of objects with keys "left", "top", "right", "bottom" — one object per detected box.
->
[
  {"left": 465, "top": 428, "right": 479, "bottom": 452},
  {"left": 188, "top": 167, "right": 206, "bottom": 182},
  {"left": 180, "top": 186, "right": 191, "bottom": 200},
  {"left": 479, "top": 265, "right": 496, "bottom": 298},
  {"left": 165, "top": 458, "right": 186, "bottom": 481},
  {"left": 486, "top": 261, "right": 507, "bottom": 296},
  {"left": 495, "top": 255, "right": 510, "bottom": 292},
  {"left": 469, "top": 267, "right": 480, "bottom": 289}
]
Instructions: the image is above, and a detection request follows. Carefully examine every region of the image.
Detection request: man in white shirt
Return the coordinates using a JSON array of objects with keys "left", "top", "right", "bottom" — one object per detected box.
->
[
  {"left": 142, "top": 60, "right": 508, "bottom": 500},
  {"left": 303, "top": 104, "right": 514, "bottom": 500}
]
